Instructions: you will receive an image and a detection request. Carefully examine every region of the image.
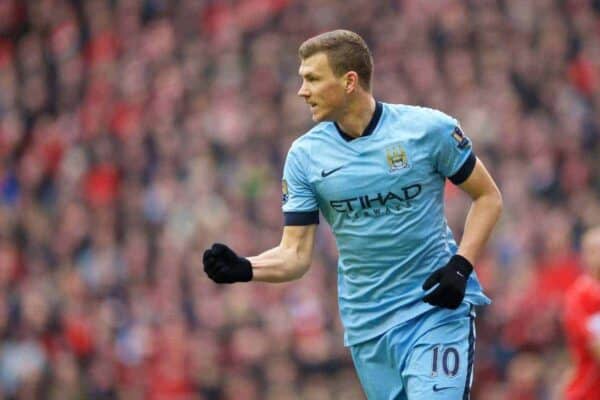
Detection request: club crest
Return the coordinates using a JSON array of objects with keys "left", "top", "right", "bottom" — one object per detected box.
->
[{"left": 385, "top": 144, "right": 409, "bottom": 172}]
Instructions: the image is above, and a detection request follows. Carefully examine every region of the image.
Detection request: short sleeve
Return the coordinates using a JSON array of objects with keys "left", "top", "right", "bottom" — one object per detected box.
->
[
  {"left": 281, "top": 145, "right": 319, "bottom": 225},
  {"left": 564, "top": 295, "right": 588, "bottom": 343},
  {"left": 429, "top": 112, "right": 476, "bottom": 185}
]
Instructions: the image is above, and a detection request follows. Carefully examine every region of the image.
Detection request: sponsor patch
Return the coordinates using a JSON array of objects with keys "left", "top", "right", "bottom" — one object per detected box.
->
[
  {"left": 452, "top": 126, "right": 471, "bottom": 149},
  {"left": 282, "top": 179, "right": 289, "bottom": 204}
]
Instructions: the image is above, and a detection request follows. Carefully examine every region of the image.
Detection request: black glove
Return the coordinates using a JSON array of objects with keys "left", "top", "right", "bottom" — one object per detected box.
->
[
  {"left": 203, "top": 243, "right": 253, "bottom": 284},
  {"left": 422, "top": 254, "right": 473, "bottom": 309}
]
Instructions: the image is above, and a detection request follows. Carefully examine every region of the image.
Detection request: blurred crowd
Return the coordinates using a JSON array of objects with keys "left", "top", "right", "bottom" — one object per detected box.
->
[{"left": 0, "top": 0, "right": 599, "bottom": 399}]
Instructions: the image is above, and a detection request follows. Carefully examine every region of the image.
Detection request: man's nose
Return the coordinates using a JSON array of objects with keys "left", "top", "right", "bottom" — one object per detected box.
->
[{"left": 297, "top": 83, "right": 309, "bottom": 97}]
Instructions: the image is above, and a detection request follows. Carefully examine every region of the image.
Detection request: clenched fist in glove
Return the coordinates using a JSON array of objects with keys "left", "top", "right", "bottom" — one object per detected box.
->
[{"left": 203, "top": 243, "right": 253, "bottom": 284}]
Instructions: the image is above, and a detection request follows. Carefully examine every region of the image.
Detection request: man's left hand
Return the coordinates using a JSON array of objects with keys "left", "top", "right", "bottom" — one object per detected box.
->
[{"left": 422, "top": 254, "right": 473, "bottom": 309}]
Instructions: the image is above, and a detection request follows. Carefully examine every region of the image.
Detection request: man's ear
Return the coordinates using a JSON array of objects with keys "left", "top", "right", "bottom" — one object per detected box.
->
[{"left": 344, "top": 71, "right": 359, "bottom": 93}]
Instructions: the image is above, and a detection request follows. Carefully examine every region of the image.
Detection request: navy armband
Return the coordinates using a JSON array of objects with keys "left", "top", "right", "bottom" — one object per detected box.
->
[
  {"left": 284, "top": 211, "right": 319, "bottom": 226},
  {"left": 449, "top": 152, "right": 476, "bottom": 185}
]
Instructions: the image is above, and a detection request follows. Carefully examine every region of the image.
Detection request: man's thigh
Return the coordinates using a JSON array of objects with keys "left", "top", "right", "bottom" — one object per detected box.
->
[
  {"left": 350, "top": 336, "right": 407, "bottom": 400},
  {"left": 401, "top": 309, "right": 476, "bottom": 400},
  {"left": 349, "top": 304, "right": 476, "bottom": 400}
]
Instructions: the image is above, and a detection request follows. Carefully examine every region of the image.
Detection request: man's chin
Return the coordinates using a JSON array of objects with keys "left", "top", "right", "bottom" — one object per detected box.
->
[{"left": 311, "top": 111, "right": 332, "bottom": 123}]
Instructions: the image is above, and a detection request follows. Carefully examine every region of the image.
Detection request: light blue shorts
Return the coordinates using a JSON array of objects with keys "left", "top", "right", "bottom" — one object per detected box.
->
[{"left": 349, "top": 303, "right": 476, "bottom": 400}]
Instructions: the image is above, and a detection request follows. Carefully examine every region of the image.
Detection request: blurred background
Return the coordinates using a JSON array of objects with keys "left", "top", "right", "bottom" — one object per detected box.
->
[{"left": 0, "top": 0, "right": 599, "bottom": 399}]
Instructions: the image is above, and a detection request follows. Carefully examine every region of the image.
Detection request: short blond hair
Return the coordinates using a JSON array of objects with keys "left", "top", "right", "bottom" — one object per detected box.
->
[{"left": 298, "top": 30, "right": 373, "bottom": 91}]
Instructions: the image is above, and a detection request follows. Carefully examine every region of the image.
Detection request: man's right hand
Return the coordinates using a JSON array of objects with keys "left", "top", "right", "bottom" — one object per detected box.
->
[{"left": 203, "top": 243, "right": 253, "bottom": 284}]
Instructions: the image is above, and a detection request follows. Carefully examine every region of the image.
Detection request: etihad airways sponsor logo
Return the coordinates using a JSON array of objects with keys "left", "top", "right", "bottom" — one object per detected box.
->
[{"left": 329, "top": 184, "right": 422, "bottom": 213}]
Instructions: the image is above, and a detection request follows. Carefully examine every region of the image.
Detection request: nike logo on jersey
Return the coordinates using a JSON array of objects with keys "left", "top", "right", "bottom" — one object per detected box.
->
[
  {"left": 321, "top": 166, "right": 343, "bottom": 177},
  {"left": 432, "top": 384, "right": 457, "bottom": 392}
]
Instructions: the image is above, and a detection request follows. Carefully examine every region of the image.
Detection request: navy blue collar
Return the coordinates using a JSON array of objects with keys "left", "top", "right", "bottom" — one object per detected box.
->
[{"left": 334, "top": 101, "right": 383, "bottom": 142}]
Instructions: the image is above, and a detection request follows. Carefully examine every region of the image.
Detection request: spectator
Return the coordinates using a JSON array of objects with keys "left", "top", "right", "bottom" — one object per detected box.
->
[{"left": 563, "top": 226, "right": 600, "bottom": 400}]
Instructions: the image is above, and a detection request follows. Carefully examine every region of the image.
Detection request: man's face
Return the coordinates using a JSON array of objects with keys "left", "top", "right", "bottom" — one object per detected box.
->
[{"left": 297, "top": 52, "right": 347, "bottom": 122}]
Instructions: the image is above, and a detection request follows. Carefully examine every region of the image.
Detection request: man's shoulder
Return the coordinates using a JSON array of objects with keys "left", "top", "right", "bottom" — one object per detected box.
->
[
  {"left": 565, "top": 275, "right": 600, "bottom": 307},
  {"left": 568, "top": 275, "right": 592, "bottom": 291},
  {"left": 383, "top": 103, "right": 457, "bottom": 128},
  {"left": 289, "top": 122, "right": 334, "bottom": 152},
  {"left": 383, "top": 102, "right": 450, "bottom": 116}
]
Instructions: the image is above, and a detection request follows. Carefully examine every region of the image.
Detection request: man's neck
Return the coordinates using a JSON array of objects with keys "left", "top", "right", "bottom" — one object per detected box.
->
[{"left": 335, "top": 95, "right": 376, "bottom": 138}]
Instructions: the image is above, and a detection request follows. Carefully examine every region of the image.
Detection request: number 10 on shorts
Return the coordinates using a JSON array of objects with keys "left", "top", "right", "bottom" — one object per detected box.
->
[{"left": 431, "top": 346, "right": 460, "bottom": 377}]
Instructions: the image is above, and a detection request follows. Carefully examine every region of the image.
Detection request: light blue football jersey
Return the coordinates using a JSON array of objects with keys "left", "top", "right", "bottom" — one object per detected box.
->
[{"left": 281, "top": 102, "right": 491, "bottom": 346}]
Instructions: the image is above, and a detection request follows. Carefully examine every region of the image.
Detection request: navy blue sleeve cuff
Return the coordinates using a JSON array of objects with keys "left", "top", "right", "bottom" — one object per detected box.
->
[
  {"left": 449, "top": 152, "right": 476, "bottom": 185},
  {"left": 284, "top": 211, "right": 319, "bottom": 226}
]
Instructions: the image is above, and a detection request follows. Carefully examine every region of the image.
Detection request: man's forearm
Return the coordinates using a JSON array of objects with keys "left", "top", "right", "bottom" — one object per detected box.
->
[
  {"left": 457, "top": 192, "right": 502, "bottom": 264},
  {"left": 248, "top": 245, "right": 310, "bottom": 283}
]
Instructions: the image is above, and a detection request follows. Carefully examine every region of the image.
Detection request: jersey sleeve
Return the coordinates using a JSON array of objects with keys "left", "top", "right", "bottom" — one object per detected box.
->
[
  {"left": 564, "top": 291, "right": 596, "bottom": 354},
  {"left": 281, "top": 144, "right": 319, "bottom": 225},
  {"left": 428, "top": 111, "right": 476, "bottom": 185}
]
